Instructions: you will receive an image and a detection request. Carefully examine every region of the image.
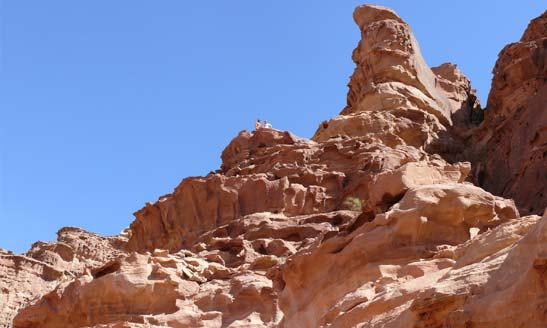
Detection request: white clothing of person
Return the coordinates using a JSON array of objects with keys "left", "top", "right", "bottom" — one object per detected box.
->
[{"left": 264, "top": 122, "right": 272, "bottom": 129}]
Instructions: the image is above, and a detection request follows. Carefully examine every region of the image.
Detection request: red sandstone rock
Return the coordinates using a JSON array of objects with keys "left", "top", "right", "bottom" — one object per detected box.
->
[
  {"left": 126, "top": 127, "right": 444, "bottom": 254},
  {"left": 0, "top": 228, "right": 126, "bottom": 327},
  {"left": 26, "top": 227, "right": 127, "bottom": 276},
  {"left": 432, "top": 63, "right": 482, "bottom": 127},
  {"left": 476, "top": 10, "right": 547, "bottom": 215},
  {"left": 278, "top": 183, "right": 519, "bottom": 327},
  {"left": 0, "top": 251, "right": 64, "bottom": 327},
  {"left": 4, "top": 4, "right": 547, "bottom": 328},
  {"left": 345, "top": 5, "right": 454, "bottom": 125},
  {"left": 313, "top": 5, "right": 480, "bottom": 159}
]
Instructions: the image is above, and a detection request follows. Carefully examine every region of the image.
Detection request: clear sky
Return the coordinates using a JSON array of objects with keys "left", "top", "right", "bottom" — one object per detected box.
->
[{"left": 1, "top": 1, "right": 544, "bottom": 253}]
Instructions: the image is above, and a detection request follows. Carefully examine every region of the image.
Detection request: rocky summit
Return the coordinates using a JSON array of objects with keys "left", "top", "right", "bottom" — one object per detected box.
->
[{"left": 2, "top": 4, "right": 546, "bottom": 328}]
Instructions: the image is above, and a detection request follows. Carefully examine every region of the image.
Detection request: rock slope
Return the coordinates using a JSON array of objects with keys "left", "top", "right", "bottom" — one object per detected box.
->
[
  {"left": 0, "top": 228, "right": 127, "bottom": 327},
  {"left": 3, "top": 4, "right": 546, "bottom": 328},
  {"left": 474, "top": 10, "right": 547, "bottom": 215}
]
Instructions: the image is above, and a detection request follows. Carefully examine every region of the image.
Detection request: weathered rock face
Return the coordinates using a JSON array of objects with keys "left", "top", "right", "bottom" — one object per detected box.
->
[
  {"left": 475, "top": 10, "right": 547, "bottom": 215},
  {"left": 1, "top": 249, "right": 64, "bottom": 328},
  {"left": 343, "top": 5, "right": 454, "bottom": 124},
  {"left": 126, "top": 127, "right": 471, "bottom": 254},
  {"left": 5, "top": 4, "right": 547, "bottom": 328},
  {"left": 432, "top": 63, "right": 482, "bottom": 127},
  {"left": 14, "top": 211, "right": 360, "bottom": 328},
  {"left": 313, "top": 5, "right": 481, "bottom": 158},
  {"left": 0, "top": 228, "right": 127, "bottom": 328},
  {"left": 278, "top": 184, "right": 520, "bottom": 327},
  {"left": 25, "top": 227, "right": 128, "bottom": 276}
]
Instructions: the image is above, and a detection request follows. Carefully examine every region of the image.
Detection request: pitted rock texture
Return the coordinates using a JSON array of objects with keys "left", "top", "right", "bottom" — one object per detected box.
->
[
  {"left": 5, "top": 4, "right": 547, "bottom": 328},
  {"left": 313, "top": 5, "right": 481, "bottom": 158},
  {"left": 0, "top": 228, "right": 127, "bottom": 328},
  {"left": 15, "top": 212, "right": 361, "bottom": 328},
  {"left": 343, "top": 5, "right": 454, "bottom": 124},
  {"left": 431, "top": 63, "right": 482, "bottom": 127},
  {"left": 1, "top": 250, "right": 64, "bottom": 328},
  {"left": 126, "top": 127, "right": 471, "bottom": 254},
  {"left": 278, "top": 191, "right": 526, "bottom": 327},
  {"left": 25, "top": 227, "right": 128, "bottom": 276},
  {"left": 475, "top": 10, "right": 547, "bottom": 215}
]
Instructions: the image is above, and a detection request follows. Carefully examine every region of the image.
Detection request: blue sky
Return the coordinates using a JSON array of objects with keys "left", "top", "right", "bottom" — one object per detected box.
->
[{"left": 1, "top": 1, "right": 544, "bottom": 253}]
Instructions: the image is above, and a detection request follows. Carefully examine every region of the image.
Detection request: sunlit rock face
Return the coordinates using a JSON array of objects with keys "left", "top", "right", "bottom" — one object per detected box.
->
[
  {"left": 0, "top": 228, "right": 127, "bottom": 327},
  {"left": 474, "top": 10, "right": 547, "bottom": 216},
  {"left": 313, "top": 5, "right": 481, "bottom": 158},
  {"left": 4, "top": 4, "right": 547, "bottom": 328},
  {"left": 343, "top": 5, "right": 454, "bottom": 124}
]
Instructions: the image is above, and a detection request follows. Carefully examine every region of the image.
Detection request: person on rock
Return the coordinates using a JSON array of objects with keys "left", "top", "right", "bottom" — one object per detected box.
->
[
  {"left": 255, "top": 119, "right": 262, "bottom": 130},
  {"left": 264, "top": 120, "right": 272, "bottom": 129}
]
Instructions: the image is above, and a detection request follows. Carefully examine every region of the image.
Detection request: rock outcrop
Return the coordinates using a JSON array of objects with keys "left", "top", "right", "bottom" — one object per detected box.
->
[
  {"left": 431, "top": 63, "right": 482, "bottom": 127},
  {"left": 126, "top": 128, "right": 471, "bottom": 254},
  {"left": 1, "top": 249, "right": 63, "bottom": 327},
  {"left": 0, "top": 228, "right": 126, "bottom": 327},
  {"left": 4, "top": 4, "right": 546, "bottom": 328},
  {"left": 314, "top": 5, "right": 481, "bottom": 158},
  {"left": 342, "top": 5, "right": 454, "bottom": 124},
  {"left": 278, "top": 184, "right": 520, "bottom": 327},
  {"left": 475, "top": 10, "right": 547, "bottom": 215}
]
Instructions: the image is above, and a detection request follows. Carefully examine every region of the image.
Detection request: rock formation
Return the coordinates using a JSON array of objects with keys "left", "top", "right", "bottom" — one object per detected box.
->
[
  {"left": 2, "top": 4, "right": 546, "bottom": 328},
  {"left": 1, "top": 228, "right": 127, "bottom": 327},
  {"left": 474, "top": 10, "right": 547, "bottom": 215}
]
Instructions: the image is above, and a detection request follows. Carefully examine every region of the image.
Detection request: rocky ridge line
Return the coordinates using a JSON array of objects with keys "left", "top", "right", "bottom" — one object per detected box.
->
[
  {"left": 473, "top": 11, "right": 547, "bottom": 215},
  {"left": 2, "top": 4, "right": 546, "bottom": 328}
]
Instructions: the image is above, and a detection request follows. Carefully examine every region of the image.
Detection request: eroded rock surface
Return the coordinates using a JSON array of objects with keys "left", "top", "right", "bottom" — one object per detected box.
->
[
  {"left": 279, "top": 184, "right": 520, "bottom": 327},
  {"left": 127, "top": 127, "right": 471, "bottom": 255},
  {"left": 5, "top": 4, "right": 547, "bottom": 328},
  {"left": 475, "top": 10, "right": 547, "bottom": 215},
  {"left": 313, "top": 5, "right": 481, "bottom": 158},
  {"left": 0, "top": 228, "right": 126, "bottom": 327},
  {"left": 1, "top": 250, "right": 64, "bottom": 328},
  {"left": 343, "top": 5, "right": 454, "bottom": 124}
]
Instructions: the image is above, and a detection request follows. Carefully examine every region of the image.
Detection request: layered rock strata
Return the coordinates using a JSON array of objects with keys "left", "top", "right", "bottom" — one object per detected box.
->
[
  {"left": 474, "top": 10, "right": 547, "bottom": 215},
  {"left": 0, "top": 228, "right": 126, "bottom": 327},
  {"left": 4, "top": 4, "right": 547, "bottom": 328}
]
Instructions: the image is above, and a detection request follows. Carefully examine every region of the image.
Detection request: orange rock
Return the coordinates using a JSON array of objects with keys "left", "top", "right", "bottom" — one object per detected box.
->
[
  {"left": 1, "top": 228, "right": 126, "bottom": 327},
  {"left": 5, "top": 4, "right": 546, "bottom": 328},
  {"left": 476, "top": 10, "right": 547, "bottom": 215}
]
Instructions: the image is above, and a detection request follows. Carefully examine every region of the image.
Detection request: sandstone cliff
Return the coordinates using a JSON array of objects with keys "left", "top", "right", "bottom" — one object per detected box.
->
[
  {"left": 2, "top": 4, "right": 546, "bottom": 328},
  {"left": 1, "top": 228, "right": 127, "bottom": 327},
  {"left": 474, "top": 10, "right": 547, "bottom": 215}
]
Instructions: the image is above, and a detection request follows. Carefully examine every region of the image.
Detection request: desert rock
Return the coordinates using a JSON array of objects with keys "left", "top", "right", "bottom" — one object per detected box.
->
[
  {"left": 475, "top": 10, "right": 547, "bottom": 215},
  {"left": 0, "top": 228, "right": 126, "bottom": 327},
  {"left": 5, "top": 4, "right": 547, "bottom": 328}
]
